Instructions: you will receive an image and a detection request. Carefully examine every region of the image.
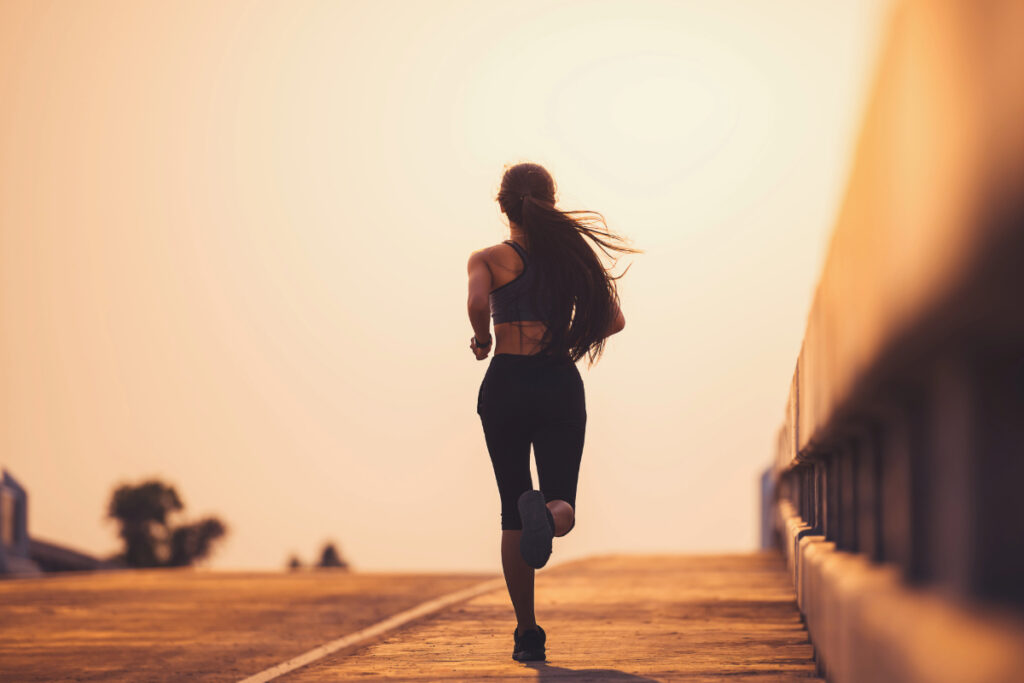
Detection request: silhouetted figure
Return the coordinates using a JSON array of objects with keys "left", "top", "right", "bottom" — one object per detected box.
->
[
  {"left": 107, "top": 478, "right": 227, "bottom": 568},
  {"left": 466, "top": 162, "right": 640, "bottom": 661},
  {"left": 316, "top": 542, "right": 349, "bottom": 570},
  {"left": 287, "top": 555, "right": 303, "bottom": 571}
]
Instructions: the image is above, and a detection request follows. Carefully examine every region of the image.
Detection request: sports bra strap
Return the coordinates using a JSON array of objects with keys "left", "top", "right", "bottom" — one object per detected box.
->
[{"left": 503, "top": 240, "right": 528, "bottom": 262}]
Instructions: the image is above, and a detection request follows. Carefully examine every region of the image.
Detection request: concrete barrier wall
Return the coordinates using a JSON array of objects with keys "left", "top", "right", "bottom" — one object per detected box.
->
[{"left": 766, "top": 1, "right": 1024, "bottom": 681}]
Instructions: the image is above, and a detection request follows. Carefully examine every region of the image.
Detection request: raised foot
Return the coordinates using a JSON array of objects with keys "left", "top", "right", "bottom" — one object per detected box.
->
[{"left": 517, "top": 490, "right": 554, "bottom": 569}]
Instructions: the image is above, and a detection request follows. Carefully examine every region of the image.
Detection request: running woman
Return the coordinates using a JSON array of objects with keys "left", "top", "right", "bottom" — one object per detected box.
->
[{"left": 466, "top": 162, "right": 640, "bottom": 662}]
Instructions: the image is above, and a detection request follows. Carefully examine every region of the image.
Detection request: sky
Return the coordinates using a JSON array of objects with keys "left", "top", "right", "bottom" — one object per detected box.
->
[{"left": 1, "top": 0, "right": 890, "bottom": 572}]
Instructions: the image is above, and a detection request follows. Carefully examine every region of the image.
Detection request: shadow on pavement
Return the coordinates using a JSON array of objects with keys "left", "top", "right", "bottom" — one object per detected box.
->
[{"left": 523, "top": 661, "right": 662, "bottom": 680}]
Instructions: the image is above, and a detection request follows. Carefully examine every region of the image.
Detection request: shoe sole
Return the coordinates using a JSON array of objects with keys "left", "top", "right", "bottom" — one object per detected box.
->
[
  {"left": 517, "top": 490, "right": 553, "bottom": 569},
  {"left": 512, "top": 649, "right": 546, "bottom": 662}
]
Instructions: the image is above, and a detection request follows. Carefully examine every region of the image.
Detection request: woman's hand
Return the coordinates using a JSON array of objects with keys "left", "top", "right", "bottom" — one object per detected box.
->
[{"left": 470, "top": 336, "right": 491, "bottom": 361}]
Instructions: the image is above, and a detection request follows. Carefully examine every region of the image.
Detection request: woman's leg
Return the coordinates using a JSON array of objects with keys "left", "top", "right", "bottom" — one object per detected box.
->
[
  {"left": 546, "top": 499, "right": 575, "bottom": 537},
  {"left": 500, "top": 530, "right": 536, "bottom": 631},
  {"left": 534, "top": 426, "right": 584, "bottom": 539},
  {"left": 533, "top": 363, "right": 586, "bottom": 539},
  {"left": 480, "top": 391, "right": 538, "bottom": 631}
]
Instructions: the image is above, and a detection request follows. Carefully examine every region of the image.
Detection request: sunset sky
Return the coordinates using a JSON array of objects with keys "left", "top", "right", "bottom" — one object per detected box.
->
[{"left": 1, "top": 0, "right": 890, "bottom": 571}]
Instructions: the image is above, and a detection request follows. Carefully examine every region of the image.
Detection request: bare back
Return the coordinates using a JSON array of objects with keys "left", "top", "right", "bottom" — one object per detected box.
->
[{"left": 482, "top": 240, "right": 549, "bottom": 356}]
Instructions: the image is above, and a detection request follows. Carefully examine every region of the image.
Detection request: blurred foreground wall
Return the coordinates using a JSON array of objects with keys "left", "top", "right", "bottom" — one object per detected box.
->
[{"left": 764, "top": 1, "right": 1024, "bottom": 681}]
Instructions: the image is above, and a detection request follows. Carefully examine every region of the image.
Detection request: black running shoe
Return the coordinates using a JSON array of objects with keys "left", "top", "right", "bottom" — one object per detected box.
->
[
  {"left": 512, "top": 625, "right": 546, "bottom": 661},
  {"left": 517, "top": 490, "right": 554, "bottom": 569}
]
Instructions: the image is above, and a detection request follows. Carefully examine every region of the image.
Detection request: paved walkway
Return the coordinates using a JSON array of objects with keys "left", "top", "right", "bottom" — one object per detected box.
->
[
  {"left": 0, "top": 568, "right": 490, "bottom": 682},
  {"left": 1, "top": 554, "right": 820, "bottom": 681},
  {"left": 281, "top": 554, "right": 821, "bottom": 682}
]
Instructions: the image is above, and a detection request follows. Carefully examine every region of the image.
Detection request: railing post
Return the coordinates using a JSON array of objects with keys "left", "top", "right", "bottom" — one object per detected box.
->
[
  {"left": 854, "top": 427, "right": 883, "bottom": 562},
  {"left": 973, "top": 350, "right": 1024, "bottom": 606},
  {"left": 838, "top": 443, "right": 858, "bottom": 552}
]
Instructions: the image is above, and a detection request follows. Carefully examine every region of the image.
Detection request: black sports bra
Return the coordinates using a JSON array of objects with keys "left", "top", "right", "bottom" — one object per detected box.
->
[{"left": 488, "top": 240, "right": 552, "bottom": 324}]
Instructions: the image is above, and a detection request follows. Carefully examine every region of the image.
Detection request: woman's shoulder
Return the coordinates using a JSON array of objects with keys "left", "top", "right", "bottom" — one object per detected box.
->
[
  {"left": 470, "top": 241, "right": 517, "bottom": 261},
  {"left": 469, "top": 242, "right": 525, "bottom": 283}
]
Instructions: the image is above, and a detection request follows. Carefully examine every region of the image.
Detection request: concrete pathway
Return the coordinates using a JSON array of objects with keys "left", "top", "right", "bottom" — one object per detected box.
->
[
  {"left": 0, "top": 568, "right": 490, "bottom": 682},
  {"left": 0, "top": 554, "right": 819, "bottom": 681},
  {"left": 280, "top": 554, "right": 821, "bottom": 682}
]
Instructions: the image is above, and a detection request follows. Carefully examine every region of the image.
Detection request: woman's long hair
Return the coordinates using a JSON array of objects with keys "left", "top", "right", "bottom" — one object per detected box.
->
[{"left": 496, "top": 162, "right": 641, "bottom": 366}]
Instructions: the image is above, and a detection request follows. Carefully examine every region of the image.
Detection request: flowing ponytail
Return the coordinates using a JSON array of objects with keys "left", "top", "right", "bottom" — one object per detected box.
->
[{"left": 496, "top": 163, "right": 641, "bottom": 366}]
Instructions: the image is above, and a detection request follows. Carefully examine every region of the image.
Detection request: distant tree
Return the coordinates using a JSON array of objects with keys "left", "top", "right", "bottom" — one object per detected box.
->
[
  {"left": 167, "top": 518, "right": 227, "bottom": 567},
  {"left": 107, "top": 480, "right": 182, "bottom": 567},
  {"left": 287, "top": 554, "right": 303, "bottom": 571},
  {"left": 107, "top": 478, "right": 227, "bottom": 568},
  {"left": 317, "top": 542, "right": 349, "bottom": 570}
]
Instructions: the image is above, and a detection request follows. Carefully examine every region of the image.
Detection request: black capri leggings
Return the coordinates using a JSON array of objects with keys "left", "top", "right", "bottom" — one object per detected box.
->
[{"left": 476, "top": 353, "right": 587, "bottom": 531}]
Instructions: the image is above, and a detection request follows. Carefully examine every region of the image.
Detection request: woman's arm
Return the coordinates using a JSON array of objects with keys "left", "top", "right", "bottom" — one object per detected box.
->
[{"left": 467, "top": 250, "right": 493, "bottom": 345}]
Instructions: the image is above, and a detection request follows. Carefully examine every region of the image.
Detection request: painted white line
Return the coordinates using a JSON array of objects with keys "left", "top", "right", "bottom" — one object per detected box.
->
[{"left": 237, "top": 577, "right": 506, "bottom": 683}]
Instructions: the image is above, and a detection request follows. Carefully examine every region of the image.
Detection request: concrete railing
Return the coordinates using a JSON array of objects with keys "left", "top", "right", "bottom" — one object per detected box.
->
[{"left": 764, "top": 2, "right": 1024, "bottom": 681}]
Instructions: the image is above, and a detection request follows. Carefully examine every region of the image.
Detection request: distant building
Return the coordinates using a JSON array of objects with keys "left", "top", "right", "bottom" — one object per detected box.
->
[
  {"left": 0, "top": 469, "right": 39, "bottom": 575},
  {"left": 1, "top": 468, "right": 114, "bottom": 577}
]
